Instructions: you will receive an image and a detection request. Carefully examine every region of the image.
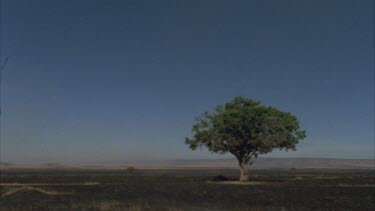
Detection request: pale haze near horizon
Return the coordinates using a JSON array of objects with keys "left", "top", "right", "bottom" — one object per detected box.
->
[{"left": 0, "top": 0, "right": 374, "bottom": 163}]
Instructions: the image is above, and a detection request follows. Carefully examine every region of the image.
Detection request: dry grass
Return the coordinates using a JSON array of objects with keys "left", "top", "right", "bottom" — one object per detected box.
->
[
  {"left": 207, "top": 181, "right": 270, "bottom": 186},
  {"left": 1, "top": 169, "right": 374, "bottom": 210},
  {"left": 1, "top": 186, "right": 72, "bottom": 197},
  {"left": 0, "top": 182, "right": 99, "bottom": 186},
  {"left": 337, "top": 184, "right": 375, "bottom": 187}
]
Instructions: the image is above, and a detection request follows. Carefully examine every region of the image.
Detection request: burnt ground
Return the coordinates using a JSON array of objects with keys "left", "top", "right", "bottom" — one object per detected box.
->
[{"left": 0, "top": 169, "right": 374, "bottom": 210}]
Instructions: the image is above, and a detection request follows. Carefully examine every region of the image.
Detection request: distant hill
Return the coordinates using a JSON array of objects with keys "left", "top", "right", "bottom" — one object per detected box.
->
[
  {"left": 1, "top": 158, "right": 373, "bottom": 170},
  {"left": 0, "top": 162, "right": 14, "bottom": 167},
  {"left": 115, "top": 158, "right": 374, "bottom": 169}
]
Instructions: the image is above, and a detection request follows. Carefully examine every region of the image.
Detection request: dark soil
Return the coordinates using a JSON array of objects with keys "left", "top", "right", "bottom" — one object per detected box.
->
[{"left": 0, "top": 169, "right": 374, "bottom": 210}]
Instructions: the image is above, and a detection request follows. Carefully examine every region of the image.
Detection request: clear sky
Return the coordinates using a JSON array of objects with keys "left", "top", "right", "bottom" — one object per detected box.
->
[{"left": 0, "top": 0, "right": 373, "bottom": 163}]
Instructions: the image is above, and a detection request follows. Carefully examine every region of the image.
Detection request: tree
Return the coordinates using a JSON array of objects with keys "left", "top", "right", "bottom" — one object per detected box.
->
[{"left": 185, "top": 97, "right": 306, "bottom": 181}]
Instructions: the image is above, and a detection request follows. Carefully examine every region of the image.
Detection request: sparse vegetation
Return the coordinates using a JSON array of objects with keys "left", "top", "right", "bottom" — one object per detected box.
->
[
  {"left": 127, "top": 166, "right": 136, "bottom": 174},
  {"left": 0, "top": 169, "right": 374, "bottom": 210}
]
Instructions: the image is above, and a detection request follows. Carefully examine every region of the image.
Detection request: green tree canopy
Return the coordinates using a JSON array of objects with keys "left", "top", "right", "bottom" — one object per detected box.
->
[{"left": 185, "top": 97, "right": 306, "bottom": 181}]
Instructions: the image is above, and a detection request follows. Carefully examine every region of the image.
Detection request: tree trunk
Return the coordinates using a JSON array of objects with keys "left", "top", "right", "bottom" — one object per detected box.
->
[
  {"left": 232, "top": 152, "right": 250, "bottom": 181},
  {"left": 239, "top": 163, "right": 249, "bottom": 181}
]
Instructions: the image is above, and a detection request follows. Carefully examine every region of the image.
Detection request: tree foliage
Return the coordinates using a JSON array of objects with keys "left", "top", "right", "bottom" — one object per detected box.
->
[{"left": 185, "top": 97, "right": 306, "bottom": 180}]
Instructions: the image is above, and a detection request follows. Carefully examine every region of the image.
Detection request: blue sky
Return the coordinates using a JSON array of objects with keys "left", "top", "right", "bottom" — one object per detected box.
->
[{"left": 1, "top": 0, "right": 373, "bottom": 163}]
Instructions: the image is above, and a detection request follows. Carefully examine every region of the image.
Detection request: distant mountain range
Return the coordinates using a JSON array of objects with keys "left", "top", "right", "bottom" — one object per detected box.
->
[{"left": 1, "top": 158, "right": 374, "bottom": 170}]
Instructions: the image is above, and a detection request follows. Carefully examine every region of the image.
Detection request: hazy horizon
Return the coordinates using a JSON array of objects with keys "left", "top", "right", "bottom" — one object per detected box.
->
[
  {"left": 6, "top": 157, "right": 375, "bottom": 165},
  {"left": 1, "top": 0, "right": 374, "bottom": 163},
  {"left": 0, "top": 157, "right": 375, "bottom": 169}
]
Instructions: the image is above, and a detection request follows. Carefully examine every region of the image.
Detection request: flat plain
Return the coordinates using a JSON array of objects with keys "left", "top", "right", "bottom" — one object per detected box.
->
[{"left": 0, "top": 169, "right": 374, "bottom": 210}]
